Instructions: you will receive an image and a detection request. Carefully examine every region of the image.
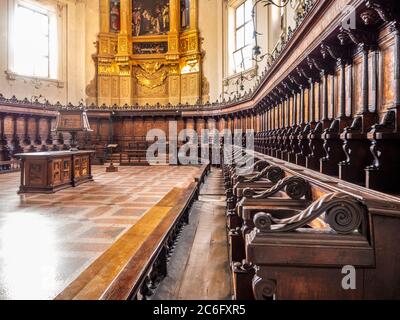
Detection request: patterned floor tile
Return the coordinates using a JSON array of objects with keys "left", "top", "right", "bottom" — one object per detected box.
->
[{"left": 0, "top": 165, "right": 203, "bottom": 299}]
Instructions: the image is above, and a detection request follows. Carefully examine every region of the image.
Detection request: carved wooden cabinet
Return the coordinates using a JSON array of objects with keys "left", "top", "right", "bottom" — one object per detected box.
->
[{"left": 16, "top": 150, "right": 94, "bottom": 193}]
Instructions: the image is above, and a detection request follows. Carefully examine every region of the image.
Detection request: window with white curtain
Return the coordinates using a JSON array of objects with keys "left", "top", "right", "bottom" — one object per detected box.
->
[
  {"left": 12, "top": 1, "right": 58, "bottom": 79},
  {"left": 233, "top": 0, "right": 254, "bottom": 73}
]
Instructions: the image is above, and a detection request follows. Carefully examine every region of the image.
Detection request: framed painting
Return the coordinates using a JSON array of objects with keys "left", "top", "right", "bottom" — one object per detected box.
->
[{"left": 132, "top": 0, "right": 170, "bottom": 36}]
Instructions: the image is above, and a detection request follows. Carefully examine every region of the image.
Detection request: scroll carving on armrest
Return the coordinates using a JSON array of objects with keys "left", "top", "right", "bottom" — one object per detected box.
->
[
  {"left": 253, "top": 192, "right": 366, "bottom": 235},
  {"left": 237, "top": 165, "right": 284, "bottom": 184},
  {"left": 243, "top": 176, "right": 310, "bottom": 200},
  {"left": 253, "top": 160, "right": 270, "bottom": 172}
]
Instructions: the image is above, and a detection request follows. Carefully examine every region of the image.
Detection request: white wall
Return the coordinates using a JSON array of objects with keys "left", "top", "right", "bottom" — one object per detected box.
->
[
  {"left": 0, "top": 0, "right": 99, "bottom": 105},
  {"left": 198, "top": 0, "right": 224, "bottom": 103}
]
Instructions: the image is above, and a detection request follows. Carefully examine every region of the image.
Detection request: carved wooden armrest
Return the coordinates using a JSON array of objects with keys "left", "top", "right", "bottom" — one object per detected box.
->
[
  {"left": 237, "top": 165, "right": 284, "bottom": 184},
  {"left": 310, "top": 122, "right": 323, "bottom": 137},
  {"left": 323, "top": 118, "right": 340, "bottom": 135},
  {"left": 344, "top": 116, "right": 363, "bottom": 134},
  {"left": 253, "top": 192, "right": 366, "bottom": 235},
  {"left": 369, "top": 110, "right": 396, "bottom": 134},
  {"left": 300, "top": 123, "right": 311, "bottom": 136},
  {"left": 243, "top": 176, "right": 310, "bottom": 200}
]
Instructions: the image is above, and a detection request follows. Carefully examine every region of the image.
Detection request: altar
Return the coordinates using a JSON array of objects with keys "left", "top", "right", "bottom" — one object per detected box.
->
[{"left": 16, "top": 150, "right": 94, "bottom": 194}]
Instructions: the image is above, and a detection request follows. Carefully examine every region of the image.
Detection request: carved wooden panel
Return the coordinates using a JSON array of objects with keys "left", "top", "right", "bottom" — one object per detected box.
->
[
  {"left": 304, "top": 89, "right": 309, "bottom": 122},
  {"left": 74, "top": 158, "right": 81, "bottom": 178},
  {"left": 327, "top": 75, "right": 333, "bottom": 119},
  {"left": 334, "top": 69, "right": 340, "bottom": 118},
  {"left": 16, "top": 117, "right": 24, "bottom": 135},
  {"left": 121, "top": 119, "right": 133, "bottom": 137},
  {"left": 317, "top": 82, "right": 322, "bottom": 121},
  {"left": 81, "top": 156, "right": 89, "bottom": 176},
  {"left": 380, "top": 42, "right": 394, "bottom": 116},
  {"left": 353, "top": 57, "right": 362, "bottom": 115},
  {"left": 27, "top": 161, "right": 45, "bottom": 186},
  {"left": 120, "top": 77, "right": 130, "bottom": 100},
  {"left": 39, "top": 119, "right": 48, "bottom": 136},
  {"left": 196, "top": 118, "right": 205, "bottom": 132},
  {"left": 170, "top": 76, "right": 180, "bottom": 96},
  {"left": 99, "top": 120, "right": 110, "bottom": 137},
  {"left": 100, "top": 76, "right": 111, "bottom": 97},
  {"left": 28, "top": 118, "right": 36, "bottom": 136},
  {"left": 176, "top": 119, "right": 185, "bottom": 135},
  {"left": 158, "top": 118, "right": 169, "bottom": 135},
  {"left": 295, "top": 94, "right": 300, "bottom": 124},
  {"left": 111, "top": 76, "right": 120, "bottom": 99},
  {"left": 53, "top": 160, "right": 62, "bottom": 185},
  {"left": 3, "top": 116, "right": 12, "bottom": 136},
  {"left": 63, "top": 159, "right": 71, "bottom": 181}
]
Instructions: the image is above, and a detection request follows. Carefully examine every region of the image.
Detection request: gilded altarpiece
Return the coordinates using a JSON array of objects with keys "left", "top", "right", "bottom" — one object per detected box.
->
[{"left": 97, "top": 0, "right": 202, "bottom": 106}]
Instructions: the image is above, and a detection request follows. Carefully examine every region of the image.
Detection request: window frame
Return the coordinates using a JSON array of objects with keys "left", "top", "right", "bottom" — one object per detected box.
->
[
  {"left": 7, "top": 0, "right": 62, "bottom": 84},
  {"left": 233, "top": 0, "right": 254, "bottom": 74},
  {"left": 14, "top": 3, "right": 51, "bottom": 78}
]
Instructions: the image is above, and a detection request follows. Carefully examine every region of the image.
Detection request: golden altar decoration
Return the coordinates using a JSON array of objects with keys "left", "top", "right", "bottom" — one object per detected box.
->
[{"left": 97, "top": 0, "right": 203, "bottom": 106}]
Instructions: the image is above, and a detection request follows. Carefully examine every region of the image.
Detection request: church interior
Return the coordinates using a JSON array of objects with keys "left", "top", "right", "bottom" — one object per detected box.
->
[{"left": 1, "top": 0, "right": 400, "bottom": 301}]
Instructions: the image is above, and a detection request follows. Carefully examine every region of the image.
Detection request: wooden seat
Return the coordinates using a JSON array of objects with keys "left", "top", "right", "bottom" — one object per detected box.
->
[{"left": 246, "top": 193, "right": 400, "bottom": 300}]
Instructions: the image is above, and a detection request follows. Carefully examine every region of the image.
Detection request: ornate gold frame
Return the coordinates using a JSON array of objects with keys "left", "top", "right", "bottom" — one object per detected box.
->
[{"left": 97, "top": 0, "right": 202, "bottom": 106}]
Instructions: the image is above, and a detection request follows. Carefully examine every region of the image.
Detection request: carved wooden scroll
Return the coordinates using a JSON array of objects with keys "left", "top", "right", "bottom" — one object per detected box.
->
[
  {"left": 253, "top": 192, "right": 366, "bottom": 235},
  {"left": 237, "top": 166, "right": 284, "bottom": 184},
  {"left": 242, "top": 176, "right": 310, "bottom": 200}
]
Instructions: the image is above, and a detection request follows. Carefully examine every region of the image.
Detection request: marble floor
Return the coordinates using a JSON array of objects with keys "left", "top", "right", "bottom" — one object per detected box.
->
[{"left": 0, "top": 165, "right": 203, "bottom": 300}]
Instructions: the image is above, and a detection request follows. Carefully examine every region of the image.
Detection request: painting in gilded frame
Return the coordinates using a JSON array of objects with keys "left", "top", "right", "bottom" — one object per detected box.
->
[{"left": 132, "top": 0, "right": 170, "bottom": 36}]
